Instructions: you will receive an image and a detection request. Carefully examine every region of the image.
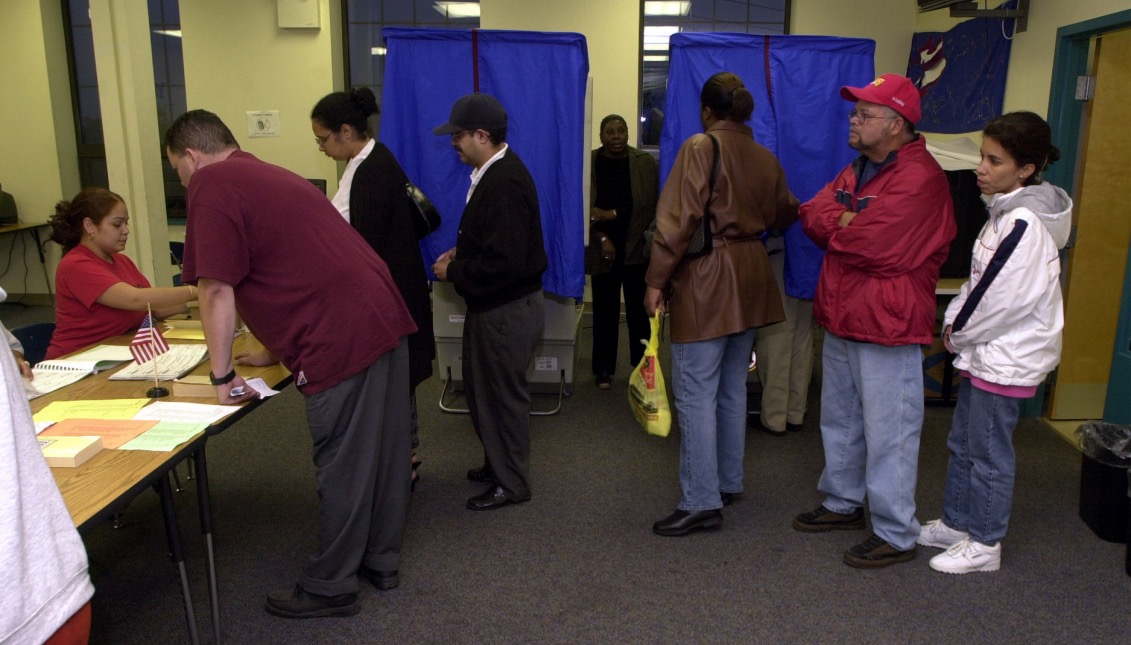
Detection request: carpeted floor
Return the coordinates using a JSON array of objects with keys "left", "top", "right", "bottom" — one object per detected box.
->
[{"left": 6, "top": 303, "right": 1130, "bottom": 644}]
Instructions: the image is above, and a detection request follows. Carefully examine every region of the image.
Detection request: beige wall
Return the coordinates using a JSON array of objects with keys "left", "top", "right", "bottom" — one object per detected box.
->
[
  {"left": 179, "top": 0, "right": 343, "bottom": 196},
  {"left": 793, "top": 0, "right": 917, "bottom": 75},
  {"left": 0, "top": 0, "right": 79, "bottom": 299},
  {"left": 483, "top": 0, "right": 640, "bottom": 147}
]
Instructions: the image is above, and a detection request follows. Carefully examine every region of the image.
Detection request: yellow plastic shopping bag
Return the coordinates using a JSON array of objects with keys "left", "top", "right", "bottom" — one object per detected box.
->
[{"left": 628, "top": 311, "right": 671, "bottom": 437}]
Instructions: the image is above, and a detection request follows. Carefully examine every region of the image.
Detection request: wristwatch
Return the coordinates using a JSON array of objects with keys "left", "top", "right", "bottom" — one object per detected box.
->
[{"left": 209, "top": 368, "right": 236, "bottom": 386}]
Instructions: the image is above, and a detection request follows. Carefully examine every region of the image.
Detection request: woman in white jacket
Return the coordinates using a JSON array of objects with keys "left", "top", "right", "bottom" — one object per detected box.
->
[{"left": 917, "top": 111, "right": 1072, "bottom": 574}]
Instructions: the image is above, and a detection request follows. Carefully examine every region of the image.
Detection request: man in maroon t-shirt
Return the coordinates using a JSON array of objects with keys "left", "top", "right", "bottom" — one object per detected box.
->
[{"left": 165, "top": 109, "right": 417, "bottom": 619}]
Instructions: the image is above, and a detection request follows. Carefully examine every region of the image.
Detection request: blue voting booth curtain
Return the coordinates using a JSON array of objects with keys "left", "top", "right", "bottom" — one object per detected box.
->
[
  {"left": 660, "top": 33, "right": 874, "bottom": 299},
  {"left": 379, "top": 28, "right": 589, "bottom": 300}
]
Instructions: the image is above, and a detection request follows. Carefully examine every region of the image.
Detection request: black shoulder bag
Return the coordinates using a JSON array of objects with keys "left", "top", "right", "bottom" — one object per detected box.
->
[
  {"left": 405, "top": 182, "right": 442, "bottom": 240},
  {"left": 683, "top": 134, "right": 720, "bottom": 258}
]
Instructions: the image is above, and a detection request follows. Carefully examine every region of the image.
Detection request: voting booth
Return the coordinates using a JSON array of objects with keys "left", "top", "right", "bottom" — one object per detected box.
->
[
  {"left": 432, "top": 283, "right": 584, "bottom": 415},
  {"left": 380, "top": 28, "right": 589, "bottom": 414}
]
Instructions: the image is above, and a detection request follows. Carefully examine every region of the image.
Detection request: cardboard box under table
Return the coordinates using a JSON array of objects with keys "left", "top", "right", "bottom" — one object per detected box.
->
[{"left": 432, "top": 282, "right": 583, "bottom": 415}]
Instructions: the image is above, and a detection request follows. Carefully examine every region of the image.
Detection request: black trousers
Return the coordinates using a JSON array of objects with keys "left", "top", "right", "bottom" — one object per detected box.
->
[
  {"left": 591, "top": 262, "right": 649, "bottom": 375},
  {"left": 462, "top": 291, "right": 544, "bottom": 500}
]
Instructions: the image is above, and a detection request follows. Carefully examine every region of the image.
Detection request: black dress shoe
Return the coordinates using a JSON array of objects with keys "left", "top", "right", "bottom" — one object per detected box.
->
[
  {"left": 720, "top": 492, "right": 740, "bottom": 507},
  {"left": 652, "top": 509, "right": 723, "bottom": 536},
  {"left": 264, "top": 584, "right": 358, "bottom": 619},
  {"left": 466, "top": 485, "right": 527, "bottom": 511},
  {"left": 359, "top": 566, "right": 399, "bottom": 590},
  {"left": 466, "top": 465, "right": 494, "bottom": 483}
]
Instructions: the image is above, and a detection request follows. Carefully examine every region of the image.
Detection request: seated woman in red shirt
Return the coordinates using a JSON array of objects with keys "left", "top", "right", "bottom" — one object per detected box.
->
[{"left": 45, "top": 187, "right": 196, "bottom": 360}]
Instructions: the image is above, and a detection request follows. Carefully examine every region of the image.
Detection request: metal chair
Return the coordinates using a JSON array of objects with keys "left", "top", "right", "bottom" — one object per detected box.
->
[{"left": 11, "top": 322, "right": 55, "bottom": 366}]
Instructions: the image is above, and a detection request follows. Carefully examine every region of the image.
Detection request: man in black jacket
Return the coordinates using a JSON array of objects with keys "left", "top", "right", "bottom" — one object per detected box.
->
[{"left": 432, "top": 93, "right": 547, "bottom": 511}]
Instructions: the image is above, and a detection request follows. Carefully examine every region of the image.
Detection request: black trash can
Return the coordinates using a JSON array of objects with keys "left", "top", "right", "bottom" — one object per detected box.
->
[{"left": 1076, "top": 422, "right": 1131, "bottom": 544}]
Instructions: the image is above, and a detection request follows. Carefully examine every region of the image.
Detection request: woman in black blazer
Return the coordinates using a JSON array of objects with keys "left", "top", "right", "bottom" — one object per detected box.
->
[{"left": 312, "top": 88, "right": 435, "bottom": 487}]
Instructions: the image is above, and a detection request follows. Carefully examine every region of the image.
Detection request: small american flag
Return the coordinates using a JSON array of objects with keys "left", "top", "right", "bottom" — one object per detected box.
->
[{"left": 130, "top": 313, "right": 170, "bottom": 365}]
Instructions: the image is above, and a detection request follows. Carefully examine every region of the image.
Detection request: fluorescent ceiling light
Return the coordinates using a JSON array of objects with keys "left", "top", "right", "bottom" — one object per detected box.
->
[
  {"left": 433, "top": 2, "right": 480, "bottom": 19},
  {"left": 644, "top": 55, "right": 670, "bottom": 62},
  {"left": 643, "top": 25, "right": 679, "bottom": 48},
  {"left": 644, "top": 42, "right": 670, "bottom": 51},
  {"left": 371, "top": 47, "right": 387, "bottom": 56},
  {"left": 645, "top": 1, "right": 690, "bottom": 16},
  {"left": 153, "top": 29, "right": 182, "bottom": 38}
]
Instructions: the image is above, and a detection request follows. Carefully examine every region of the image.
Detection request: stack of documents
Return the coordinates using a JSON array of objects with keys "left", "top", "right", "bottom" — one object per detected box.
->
[{"left": 109, "top": 344, "right": 208, "bottom": 381}]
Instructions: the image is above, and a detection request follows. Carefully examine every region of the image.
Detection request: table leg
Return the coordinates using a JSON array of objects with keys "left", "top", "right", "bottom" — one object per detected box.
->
[
  {"left": 155, "top": 473, "right": 201, "bottom": 645},
  {"left": 29, "top": 227, "right": 53, "bottom": 300},
  {"left": 192, "top": 447, "right": 222, "bottom": 644}
]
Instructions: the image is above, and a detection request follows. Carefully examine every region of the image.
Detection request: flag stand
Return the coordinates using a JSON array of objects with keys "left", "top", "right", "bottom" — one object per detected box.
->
[{"left": 141, "top": 303, "right": 169, "bottom": 398}]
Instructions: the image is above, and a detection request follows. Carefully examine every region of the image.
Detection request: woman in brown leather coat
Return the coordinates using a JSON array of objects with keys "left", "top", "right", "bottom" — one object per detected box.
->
[{"left": 645, "top": 71, "right": 798, "bottom": 537}]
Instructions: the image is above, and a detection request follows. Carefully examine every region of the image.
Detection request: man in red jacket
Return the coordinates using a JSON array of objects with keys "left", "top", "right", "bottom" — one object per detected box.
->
[{"left": 793, "top": 74, "right": 956, "bottom": 568}]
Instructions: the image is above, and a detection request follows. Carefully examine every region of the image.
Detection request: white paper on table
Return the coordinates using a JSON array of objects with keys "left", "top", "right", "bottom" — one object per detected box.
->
[
  {"left": 243, "top": 377, "right": 280, "bottom": 398},
  {"left": 131, "top": 401, "right": 241, "bottom": 425},
  {"left": 35, "top": 421, "right": 55, "bottom": 435}
]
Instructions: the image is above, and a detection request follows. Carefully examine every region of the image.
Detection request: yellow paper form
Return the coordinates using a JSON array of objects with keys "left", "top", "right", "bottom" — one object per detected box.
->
[
  {"left": 39, "top": 418, "right": 158, "bottom": 449},
  {"left": 33, "top": 399, "right": 152, "bottom": 423},
  {"left": 163, "top": 328, "right": 207, "bottom": 340}
]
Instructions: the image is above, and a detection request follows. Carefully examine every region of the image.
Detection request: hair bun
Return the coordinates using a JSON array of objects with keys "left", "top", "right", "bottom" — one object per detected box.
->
[{"left": 350, "top": 87, "right": 380, "bottom": 117}]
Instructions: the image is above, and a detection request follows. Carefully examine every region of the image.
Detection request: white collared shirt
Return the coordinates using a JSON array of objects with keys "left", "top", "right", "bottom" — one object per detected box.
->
[
  {"left": 467, "top": 144, "right": 508, "bottom": 204},
  {"left": 331, "top": 138, "right": 377, "bottom": 223}
]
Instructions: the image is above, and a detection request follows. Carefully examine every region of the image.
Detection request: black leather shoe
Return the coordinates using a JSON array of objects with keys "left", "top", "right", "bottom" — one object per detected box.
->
[
  {"left": 720, "top": 492, "right": 739, "bottom": 507},
  {"left": 652, "top": 509, "right": 723, "bottom": 536},
  {"left": 264, "top": 584, "right": 358, "bottom": 619},
  {"left": 466, "top": 485, "right": 527, "bottom": 511},
  {"left": 359, "top": 566, "right": 399, "bottom": 591},
  {"left": 466, "top": 465, "right": 494, "bottom": 483}
]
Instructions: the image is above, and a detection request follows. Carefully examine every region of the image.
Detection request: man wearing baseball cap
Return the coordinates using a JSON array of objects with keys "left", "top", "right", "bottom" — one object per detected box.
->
[
  {"left": 793, "top": 74, "right": 956, "bottom": 568},
  {"left": 432, "top": 93, "right": 547, "bottom": 511}
]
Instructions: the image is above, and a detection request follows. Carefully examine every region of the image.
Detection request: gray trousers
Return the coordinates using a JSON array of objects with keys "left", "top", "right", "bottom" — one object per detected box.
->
[
  {"left": 463, "top": 291, "right": 544, "bottom": 501},
  {"left": 300, "top": 337, "right": 411, "bottom": 596}
]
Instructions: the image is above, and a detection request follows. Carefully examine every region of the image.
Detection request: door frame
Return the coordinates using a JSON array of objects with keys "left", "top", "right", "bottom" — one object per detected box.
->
[{"left": 1046, "top": 10, "right": 1131, "bottom": 422}]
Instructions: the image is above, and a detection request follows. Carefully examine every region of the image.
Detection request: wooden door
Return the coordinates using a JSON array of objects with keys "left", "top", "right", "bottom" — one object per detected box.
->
[{"left": 1050, "top": 28, "right": 1131, "bottom": 419}]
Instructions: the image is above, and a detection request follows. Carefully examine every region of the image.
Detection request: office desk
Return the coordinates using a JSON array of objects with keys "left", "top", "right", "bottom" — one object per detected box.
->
[
  {"left": 33, "top": 332, "right": 291, "bottom": 644},
  {"left": 0, "top": 222, "right": 52, "bottom": 302}
]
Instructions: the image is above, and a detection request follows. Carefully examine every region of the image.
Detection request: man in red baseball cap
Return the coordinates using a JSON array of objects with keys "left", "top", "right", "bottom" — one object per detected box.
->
[{"left": 792, "top": 74, "right": 956, "bottom": 569}]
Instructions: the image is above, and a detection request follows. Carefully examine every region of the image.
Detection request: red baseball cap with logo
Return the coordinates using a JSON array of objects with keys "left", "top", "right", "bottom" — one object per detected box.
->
[{"left": 840, "top": 74, "right": 921, "bottom": 125}]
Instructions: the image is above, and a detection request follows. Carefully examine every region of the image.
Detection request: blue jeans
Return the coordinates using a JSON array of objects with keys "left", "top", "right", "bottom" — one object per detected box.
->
[
  {"left": 670, "top": 328, "right": 756, "bottom": 511},
  {"left": 941, "top": 378, "right": 1020, "bottom": 544},
  {"left": 817, "top": 333, "right": 924, "bottom": 550}
]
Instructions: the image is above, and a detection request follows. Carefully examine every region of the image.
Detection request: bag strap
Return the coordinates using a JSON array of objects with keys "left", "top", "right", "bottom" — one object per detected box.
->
[{"left": 706, "top": 134, "right": 720, "bottom": 213}]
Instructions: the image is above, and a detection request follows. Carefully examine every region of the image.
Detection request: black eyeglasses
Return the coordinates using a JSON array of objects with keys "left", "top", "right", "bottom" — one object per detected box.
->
[
  {"left": 450, "top": 129, "right": 477, "bottom": 142},
  {"left": 848, "top": 110, "right": 895, "bottom": 123},
  {"left": 314, "top": 133, "right": 333, "bottom": 146}
]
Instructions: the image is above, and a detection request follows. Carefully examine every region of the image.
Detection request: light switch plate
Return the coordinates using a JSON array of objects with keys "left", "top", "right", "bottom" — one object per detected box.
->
[{"left": 247, "top": 111, "right": 281, "bottom": 138}]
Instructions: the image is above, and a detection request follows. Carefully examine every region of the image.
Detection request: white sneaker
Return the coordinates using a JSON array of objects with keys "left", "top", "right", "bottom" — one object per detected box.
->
[
  {"left": 917, "top": 519, "right": 969, "bottom": 548},
  {"left": 929, "top": 539, "right": 1002, "bottom": 574}
]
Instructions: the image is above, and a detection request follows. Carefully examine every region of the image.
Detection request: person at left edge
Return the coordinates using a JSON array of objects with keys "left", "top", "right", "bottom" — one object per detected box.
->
[
  {"left": 165, "top": 109, "right": 417, "bottom": 619},
  {"left": 431, "top": 93, "right": 547, "bottom": 512}
]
